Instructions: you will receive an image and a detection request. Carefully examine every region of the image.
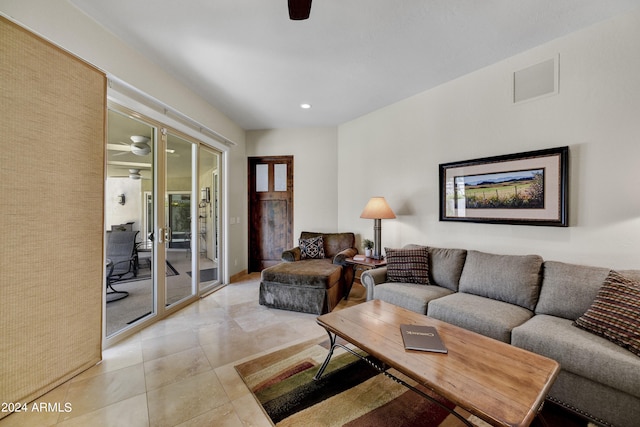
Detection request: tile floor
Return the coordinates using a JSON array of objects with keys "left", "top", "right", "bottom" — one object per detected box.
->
[{"left": 0, "top": 273, "right": 366, "bottom": 427}]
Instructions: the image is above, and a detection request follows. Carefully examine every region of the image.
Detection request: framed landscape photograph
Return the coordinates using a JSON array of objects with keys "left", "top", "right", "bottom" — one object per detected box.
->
[{"left": 439, "top": 146, "right": 568, "bottom": 226}]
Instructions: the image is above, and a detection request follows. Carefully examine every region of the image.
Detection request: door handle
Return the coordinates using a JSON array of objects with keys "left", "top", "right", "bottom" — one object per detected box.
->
[{"left": 157, "top": 228, "right": 172, "bottom": 243}]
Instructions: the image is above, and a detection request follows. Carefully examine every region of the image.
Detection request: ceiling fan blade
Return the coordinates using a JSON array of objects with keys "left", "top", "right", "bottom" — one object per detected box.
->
[{"left": 288, "top": 0, "right": 312, "bottom": 20}]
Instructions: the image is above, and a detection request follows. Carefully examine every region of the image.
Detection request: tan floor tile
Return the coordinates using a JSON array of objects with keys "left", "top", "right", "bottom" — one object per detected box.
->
[
  {"left": 141, "top": 329, "right": 199, "bottom": 361},
  {"left": 173, "top": 306, "right": 228, "bottom": 328},
  {"left": 139, "top": 316, "right": 193, "bottom": 341},
  {"left": 144, "top": 347, "right": 212, "bottom": 391},
  {"left": 214, "top": 364, "right": 250, "bottom": 402},
  {"left": 195, "top": 320, "right": 245, "bottom": 346},
  {"left": 292, "top": 320, "right": 327, "bottom": 339},
  {"left": 201, "top": 341, "right": 259, "bottom": 369},
  {"left": 0, "top": 381, "right": 70, "bottom": 427},
  {"left": 146, "top": 370, "right": 229, "bottom": 427},
  {"left": 232, "top": 308, "right": 281, "bottom": 332},
  {"left": 251, "top": 321, "right": 313, "bottom": 350},
  {"left": 59, "top": 364, "right": 146, "bottom": 423},
  {"left": 197, "top": 321, "right": 265, "bottom": 366},
  {"left": 0, "top": 406, "right": 61, "bottom": 427},
  {"left": 231, "top": 393, "right": 272, "bottom": 427},
  {"left": 74, "top": 338, "right": 143, "bottom": 382},
  {"left": 225, "top": 300, "right": 270, "bottom": 319},
  {"left": 174, "top": 402, "right": 243, "bottom": 427},
  {"left": 209, "top": 285, "right": 258, "bottom": 307},
  {"left": 56, "top": 394, "right": 148, "bottom": 427}
]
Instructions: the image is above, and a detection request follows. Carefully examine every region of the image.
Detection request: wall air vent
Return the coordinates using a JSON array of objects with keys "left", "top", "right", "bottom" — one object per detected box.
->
[{"left": 513, "top": 55, "right": 559, "bottom": 104}]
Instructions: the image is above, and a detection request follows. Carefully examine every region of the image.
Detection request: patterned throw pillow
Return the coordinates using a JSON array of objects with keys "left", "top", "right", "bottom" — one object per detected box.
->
[
  {"left": 385, "top": 247, "right": 430, "bottom": 285},
  {"left": 299, "top": 236, "right": 325, "bottom": 259},
  {"left": 574, "top": 270, "right": 640, "bottom": 356}
]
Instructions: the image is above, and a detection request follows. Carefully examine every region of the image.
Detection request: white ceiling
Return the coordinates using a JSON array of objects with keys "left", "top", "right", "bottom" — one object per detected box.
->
[{"left": 70, "top": 0, "right": 640, "bottom": 130}]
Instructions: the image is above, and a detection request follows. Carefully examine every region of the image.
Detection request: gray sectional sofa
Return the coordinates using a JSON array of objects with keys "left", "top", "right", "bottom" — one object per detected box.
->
[{"left": 361, "top": 245, "right": 640, "bottom": 427}]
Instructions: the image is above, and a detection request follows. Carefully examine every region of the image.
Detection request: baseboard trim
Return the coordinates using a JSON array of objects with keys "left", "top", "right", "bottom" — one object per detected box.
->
[{"left": 230, "top": 269, "right": 249, "bottom": 283}]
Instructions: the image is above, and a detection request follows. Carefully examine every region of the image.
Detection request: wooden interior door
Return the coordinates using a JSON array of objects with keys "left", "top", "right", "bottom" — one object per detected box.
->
[{"left": 248, "top": 156, "right": 293, "bottom": 272}]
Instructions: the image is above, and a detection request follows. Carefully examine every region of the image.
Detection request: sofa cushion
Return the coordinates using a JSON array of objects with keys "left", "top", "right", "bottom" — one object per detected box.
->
[
  {"left": 458, "top": 250, "right": 543, "bottom": 310},
  {"left": 536, "top": 261, "right": 611, "bottom": 320},
  {"left": 512, "top": 314, "right": 640, "bottom": 398},
  {"left": 428, "top": 247, "right": 467, "bottom": 291},
  {"left": 427, "top": 293, "right": 534, "bottom": 343},
  {"left": 373, "top": 282, "right": 453, "bottom": 314},
  {"left": 299, "top": 235, "right": 325, "bottom": 259},
  {"left": 574, "top": 270, "right": 640, "bottom": 356},
  {"left": 385, "top": 246, "right": 430, "bottom": 285}
]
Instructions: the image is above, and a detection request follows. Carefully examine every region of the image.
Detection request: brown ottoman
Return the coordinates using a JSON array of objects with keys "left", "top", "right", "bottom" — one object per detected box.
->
[{"left": 259, "top": 258, "right": 344, "bottom": 314}]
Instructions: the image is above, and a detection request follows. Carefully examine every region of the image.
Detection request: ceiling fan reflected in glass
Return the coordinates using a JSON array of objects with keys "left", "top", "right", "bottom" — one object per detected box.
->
[
  {"left": 109, "top": 135, "right": 151, "bottom": 157},
  {"left": 288, "top": 0, "right": 312, "bottom": 20},
  {"left": 129, "top": 169, "right": 141, "bottom": 180},
  {"left": 129, "top": 135, "right": 151, "bottom": 156}
]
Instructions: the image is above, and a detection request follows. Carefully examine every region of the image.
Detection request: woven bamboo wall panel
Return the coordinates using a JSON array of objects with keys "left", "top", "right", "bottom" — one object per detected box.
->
[{"left": 0, "top": 17, "right": 105, "bottom": 411}]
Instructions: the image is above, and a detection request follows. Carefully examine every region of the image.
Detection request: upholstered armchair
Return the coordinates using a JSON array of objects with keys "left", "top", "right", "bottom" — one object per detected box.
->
[{"left": 259, "top": 231, "right": 358, "bottom": 314}]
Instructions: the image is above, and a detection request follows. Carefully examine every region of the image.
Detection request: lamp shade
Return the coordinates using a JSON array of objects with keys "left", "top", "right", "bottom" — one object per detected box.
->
[{"left": 360, "top": 197, "right": 396, "bottom": 219}]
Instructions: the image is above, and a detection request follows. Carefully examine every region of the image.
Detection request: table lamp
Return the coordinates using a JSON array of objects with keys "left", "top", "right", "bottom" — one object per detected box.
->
[{"left": 360, "top": 197, "right": 396, "bottom": 259}]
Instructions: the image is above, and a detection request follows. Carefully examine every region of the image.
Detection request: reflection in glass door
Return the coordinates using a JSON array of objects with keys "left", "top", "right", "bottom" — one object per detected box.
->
[
  {"left": 165, "top": 132, "right": 196, "bottom": 307},
  {"left": 105, "top": 109, "right": 155, "bottom": 337},
  {"left": 199, "top": 146, "right": 222, "bottom": 293}
]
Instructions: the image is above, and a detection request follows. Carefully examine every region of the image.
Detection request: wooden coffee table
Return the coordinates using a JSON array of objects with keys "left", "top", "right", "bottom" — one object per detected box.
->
[{"left": 315, "top": 300, "right": 560, "bottom": 427}]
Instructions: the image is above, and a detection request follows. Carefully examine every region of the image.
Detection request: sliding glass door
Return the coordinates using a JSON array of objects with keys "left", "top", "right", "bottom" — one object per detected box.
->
[
  {"left": 105, "top": 109, "right": 156, "bottom": 336},
  {"left": 164, "top": 132, "right": 196, "bottom": 307},
  {"left": 198, "top": 146, "right": 222, "bottom": 294},
  {"left": 105, "top": 104, "right": 223, "bottom": 340}
]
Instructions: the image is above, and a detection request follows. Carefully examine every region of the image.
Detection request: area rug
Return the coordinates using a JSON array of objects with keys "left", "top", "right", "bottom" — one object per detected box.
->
[
  {"left": 235, "top": 337, "right": 484, "bottom": 427},
  {"left": 235, "top": 337, "right": 592, "bottom": 427}
]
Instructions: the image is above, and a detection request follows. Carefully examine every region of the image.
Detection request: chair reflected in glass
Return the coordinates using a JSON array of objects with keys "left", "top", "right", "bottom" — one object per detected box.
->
[{"left": 106, "top": 230, "right": 139, "bottom": 302}]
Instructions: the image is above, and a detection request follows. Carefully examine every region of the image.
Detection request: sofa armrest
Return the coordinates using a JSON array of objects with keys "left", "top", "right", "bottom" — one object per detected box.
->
[
  {"left": 333, "top": 247, "right": 358, "bottom": 265},
  {"left": 281, "top": 247, "right": 302, "bottom": 262},
  {"left": 360, "top": 267, "right": 388, "bottom": 301}
]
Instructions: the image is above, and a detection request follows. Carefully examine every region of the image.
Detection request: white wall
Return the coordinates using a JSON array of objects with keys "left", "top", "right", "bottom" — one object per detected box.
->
[
  {"left": 338, "top": 8, "right": 640, "bottom": 269},
  {"left": 1, "top": 0, "right": 249, "bottom": 277},
  {"left": 105, "top": 177, "right": 142, "bottom": 230},
  {"left": 247, "top": 128, "right": 339, "bottom": 241}
]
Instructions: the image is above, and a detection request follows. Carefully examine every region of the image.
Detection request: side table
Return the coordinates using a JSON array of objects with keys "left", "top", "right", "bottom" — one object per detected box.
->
[{"left": 344, "top": 256, "right": 387, "bottom": 300}]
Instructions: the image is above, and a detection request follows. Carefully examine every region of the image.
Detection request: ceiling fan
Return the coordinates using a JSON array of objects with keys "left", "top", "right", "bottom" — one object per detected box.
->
[
  {"left": 110, "top": 135, "right": 151, "bottom": 157},
  {"left": 108, "top": 167, "right": 150, "bottom": 180},
  {"left": 109, "top": 135, "right": 181, "bottom": 159},
  {"left": 288, "top": 0, "right": 312, "bottom": 20}
]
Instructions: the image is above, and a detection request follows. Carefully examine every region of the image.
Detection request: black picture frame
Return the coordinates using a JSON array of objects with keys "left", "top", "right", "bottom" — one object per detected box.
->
[{"left": 439, "top": 146, "right": 568, "bottom": 226}]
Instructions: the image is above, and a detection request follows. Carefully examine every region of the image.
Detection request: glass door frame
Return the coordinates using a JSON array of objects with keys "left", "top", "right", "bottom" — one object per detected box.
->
[
  {"left": 104, "top": 100, "right": 227, "bottom": 348},
  {"left": 162, "top": 129, "right": 196, "bottom": 309},
  {"left": 198, "top": 147, "right": 223, "bottom": 296}
]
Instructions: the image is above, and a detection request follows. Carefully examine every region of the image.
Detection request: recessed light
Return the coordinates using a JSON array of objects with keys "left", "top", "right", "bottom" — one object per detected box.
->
[{"left": 300, "top": 103, "right": 312, "bottom": 109}]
